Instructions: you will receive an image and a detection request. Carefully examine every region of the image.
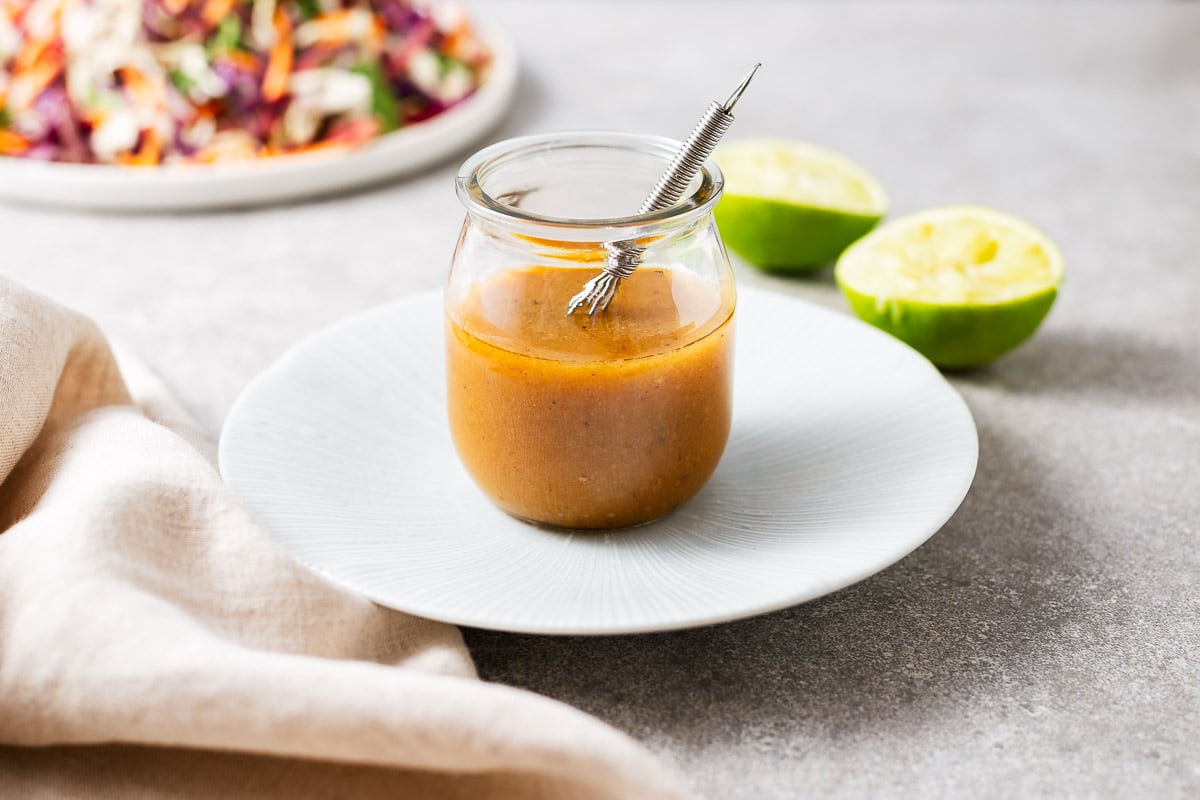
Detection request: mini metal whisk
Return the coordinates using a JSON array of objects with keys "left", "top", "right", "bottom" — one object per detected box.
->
[{"left": 566, "top": 63, "right": 761, "bottom": 316}]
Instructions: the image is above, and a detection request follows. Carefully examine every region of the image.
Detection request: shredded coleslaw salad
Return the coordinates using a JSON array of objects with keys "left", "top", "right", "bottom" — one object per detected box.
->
[{"left": 0, "top": 0, "right": 491, "bottom": 164}]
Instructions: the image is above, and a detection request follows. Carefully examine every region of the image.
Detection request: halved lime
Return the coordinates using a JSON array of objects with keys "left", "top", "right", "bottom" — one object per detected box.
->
[
  {"left": 835, "top": 206, "right": 1064, "bottom": 369},
  {"left": 713, "top": 139, "right": 888, "bottom": 272}
]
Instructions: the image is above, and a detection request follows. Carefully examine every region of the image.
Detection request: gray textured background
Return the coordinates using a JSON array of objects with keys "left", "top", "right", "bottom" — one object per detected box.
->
[{"left": 3, "top": 2, "right": 1199, "bottom": 797}]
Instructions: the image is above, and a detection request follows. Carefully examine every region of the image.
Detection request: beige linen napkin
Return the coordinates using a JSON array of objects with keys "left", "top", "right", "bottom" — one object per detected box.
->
[{"left": 0, "top": 276, "right": 689, "bottom": 799}]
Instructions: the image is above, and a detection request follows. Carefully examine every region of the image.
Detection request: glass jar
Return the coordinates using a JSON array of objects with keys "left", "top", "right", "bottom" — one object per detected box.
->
[{"left": 446, "top": 132, "right": 736, "bottom": 529}]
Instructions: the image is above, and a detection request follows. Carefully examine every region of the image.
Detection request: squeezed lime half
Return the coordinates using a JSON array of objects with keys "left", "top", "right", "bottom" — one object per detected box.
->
[{"left": 835, "top": 205, "right": 1064, "bottom": 369}]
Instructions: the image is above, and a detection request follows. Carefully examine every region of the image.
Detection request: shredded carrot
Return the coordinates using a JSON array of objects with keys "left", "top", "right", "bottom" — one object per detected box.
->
[
  {"left": 116, "top": 128, "right": 161, "bottom": 166},
  {"left": 0, "top": 129, "right": 30, "bottom": 155},
  {"left": 139, "top": 128, "right": 162, "bottom": 164},
  {"left": 14, "top": 35, "right": 52, "bottom": 74},
  {"left": 14, "top": 58, "right": 63, "bottom": 104},
  {"left": 118, "top": 66, "right": 162, "bottom": 111},
  {"left": 366, "top": 16, "right": 385, "bottom": 51},
  {"left": 305, "top": 10, "right": 354, "bottom": 45},
  {"left": 298, "top": 10, "right": 383, "bottom": 49},
  {"left": 83, "top": 107, "right": 107, "bottom": 128},
  {"left": 200, "top": 0, "right": 236, "bottom": 27},
  {"left": 261, "top": 8, "right": 293, "bottom": 103},
  {"left": 9, "top": 0, "right": 62, "bottom": 36},
  {"left": 0, "top": 1, "right": 21, "bottom": 23},
  {"left": 442, "top": 20, "right": 474, "bottom": 61},
  {"left": 217, "top": 50, "right": 260, "bottom": 73}
]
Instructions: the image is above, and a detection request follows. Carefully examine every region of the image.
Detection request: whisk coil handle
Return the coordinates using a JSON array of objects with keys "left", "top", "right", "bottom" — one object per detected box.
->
[{"left": 639, "top": 101, "right": 734, "bottom": 215}]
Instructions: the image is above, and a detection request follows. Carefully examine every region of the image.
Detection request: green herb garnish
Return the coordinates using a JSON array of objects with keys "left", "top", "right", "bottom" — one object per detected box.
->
[
  {"left": 353, "top": 60, "right": 401, "bottom": 133},
  {"left": 208, "top": 15, "right": 243, "bottom": 54},
  {"left": 168, "top": 69, "right": 197, "bottom": 96}
]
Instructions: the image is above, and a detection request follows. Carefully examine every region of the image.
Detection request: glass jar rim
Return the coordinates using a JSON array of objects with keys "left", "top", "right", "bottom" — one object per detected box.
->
[{"left": 455, "top": 130, "right": 725, "bottom": 232}]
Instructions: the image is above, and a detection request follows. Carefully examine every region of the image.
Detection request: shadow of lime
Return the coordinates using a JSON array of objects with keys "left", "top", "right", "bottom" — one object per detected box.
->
[{"left": 954, "top": 326, "right": 1197, "bottom": 405}]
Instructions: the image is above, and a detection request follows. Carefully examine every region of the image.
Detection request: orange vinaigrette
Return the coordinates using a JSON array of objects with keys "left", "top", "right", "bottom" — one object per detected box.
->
[{"left": 446, "top": 265, "right": 734, "bottom": 529}]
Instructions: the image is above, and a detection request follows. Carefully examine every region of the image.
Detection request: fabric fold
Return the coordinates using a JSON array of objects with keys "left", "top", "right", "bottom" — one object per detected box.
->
[{"left": 0, "top": 277, "right": 690, "bottom": 800}]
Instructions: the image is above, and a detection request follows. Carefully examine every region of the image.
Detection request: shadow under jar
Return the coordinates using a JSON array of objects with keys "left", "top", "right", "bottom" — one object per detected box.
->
[{"left": 446, "top": 132, "right": 736, "bottom": 529}]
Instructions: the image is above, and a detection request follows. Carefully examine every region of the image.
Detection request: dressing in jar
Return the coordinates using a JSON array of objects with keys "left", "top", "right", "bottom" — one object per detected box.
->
[{"left": 447, "top": 132, "right": 735, "bottom": 529}]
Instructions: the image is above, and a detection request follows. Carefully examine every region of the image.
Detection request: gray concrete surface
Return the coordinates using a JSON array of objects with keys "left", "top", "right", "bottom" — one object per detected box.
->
[{"left": 3, "top": 2, "right": 1198, "bottom": 797}]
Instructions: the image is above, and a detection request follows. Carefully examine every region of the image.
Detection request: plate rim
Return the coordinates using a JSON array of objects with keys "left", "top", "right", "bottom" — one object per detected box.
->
[
  {"left": 0, "top": 27, "right": 517, "bottom": 211},
  {"left": 219, "top": 286, "right": 979, "bottom": 635}
]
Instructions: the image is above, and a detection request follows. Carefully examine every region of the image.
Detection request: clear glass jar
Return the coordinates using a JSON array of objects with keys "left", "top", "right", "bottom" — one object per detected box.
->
[{"left": 446, "top": 132, "right": 736, "bottom": 529}]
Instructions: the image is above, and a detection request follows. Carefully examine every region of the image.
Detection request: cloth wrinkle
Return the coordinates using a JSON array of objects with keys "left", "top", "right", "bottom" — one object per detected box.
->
[{"left": 0, "top": 275, "right": 690, "bottom": 800}]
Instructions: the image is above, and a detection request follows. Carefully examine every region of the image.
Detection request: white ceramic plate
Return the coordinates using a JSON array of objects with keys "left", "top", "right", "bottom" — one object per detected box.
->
[
  {"left": 0, "top": 32, "right": 516, "bottom": 212},
  {"left": 219, "top": 287, "right": 978, "bottom": 635}
]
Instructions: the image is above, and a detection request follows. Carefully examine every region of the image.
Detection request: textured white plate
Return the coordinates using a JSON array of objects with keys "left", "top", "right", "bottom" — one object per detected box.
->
[
  {"left": 219, "top": 287, "right": 978, "bottom": 635},
  {"left": 0, "top": 32, "right": 516, "bottom": 212}
]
